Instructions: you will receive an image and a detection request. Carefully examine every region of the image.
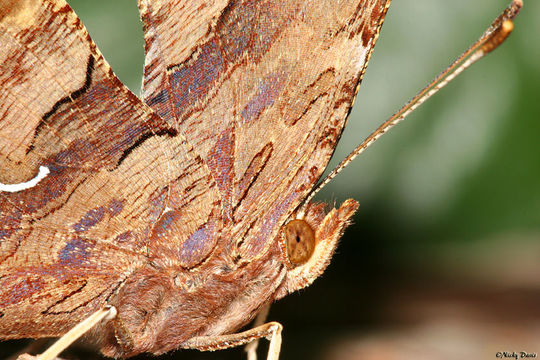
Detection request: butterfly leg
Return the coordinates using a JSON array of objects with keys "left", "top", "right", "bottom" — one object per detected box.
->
[
  {"left": 16, "top": 354, "right": 63, "bottom": 360},
  {"left": 16, "top": 306, "right": 117, "bottom": 360},
  {"left": 182, "top": 320, "right": 283, "bottom": 360},
  {"left": 244, "top": 304, "right": 271, "bottom": 360}
]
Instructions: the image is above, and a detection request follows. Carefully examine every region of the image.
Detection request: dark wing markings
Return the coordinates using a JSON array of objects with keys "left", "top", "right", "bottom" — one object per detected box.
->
[{"left": 28, "top": 55, "right": 95, "bottom": 153}]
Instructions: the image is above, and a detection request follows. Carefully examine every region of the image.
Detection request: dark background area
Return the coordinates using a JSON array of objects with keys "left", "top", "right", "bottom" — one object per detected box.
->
[{"left": 3, "top": 0, "right": 539, "bottom": 359}]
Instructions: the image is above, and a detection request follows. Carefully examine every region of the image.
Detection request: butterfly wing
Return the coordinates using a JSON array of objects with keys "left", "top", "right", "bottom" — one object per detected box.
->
[
  {"left": 0, "top": 0, "right": 221, "bottom": 338},
  {"left": 138, "top": 0, "right": 390, "bottom": 259}
]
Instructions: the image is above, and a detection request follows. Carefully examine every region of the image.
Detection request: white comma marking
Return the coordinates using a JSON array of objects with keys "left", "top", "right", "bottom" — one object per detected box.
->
[{"left": 0, "top": 166, "right": 50, "bottom": 192}]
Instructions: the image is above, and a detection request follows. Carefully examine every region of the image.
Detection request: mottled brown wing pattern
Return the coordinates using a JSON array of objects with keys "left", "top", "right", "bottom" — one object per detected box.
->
[
  {"left": 0, "top": 0, "right": 523, "bottom": 357},
  {"left": 0, "top": 0, "right": 392, "bottom": 355},
  {"left": 0, "top": 0, "right": 221, "bottom": 338},
  {"left": 139, "top": 0, "right": 389, "bottom": 260}
]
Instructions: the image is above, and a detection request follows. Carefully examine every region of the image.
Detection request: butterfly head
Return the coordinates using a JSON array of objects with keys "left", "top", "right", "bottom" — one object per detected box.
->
[{"left": 275, "top": 198, "right": 359, "bottom": 298}]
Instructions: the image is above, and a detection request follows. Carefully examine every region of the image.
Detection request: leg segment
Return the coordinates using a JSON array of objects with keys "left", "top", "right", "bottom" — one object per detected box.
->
[
  {"left": 183, "top": 321, "right": 283, "bottom": 360},
  {"left": 16, "top": 306, "right": 117, "bottom": 360},
  {"left": 244, "top": 304, "right": 271, "bottom": 360}
]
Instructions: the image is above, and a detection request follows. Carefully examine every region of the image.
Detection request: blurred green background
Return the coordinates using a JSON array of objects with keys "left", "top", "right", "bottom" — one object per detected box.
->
[{"left": 6, "top": 0, "right": 540, "bottom": 359}]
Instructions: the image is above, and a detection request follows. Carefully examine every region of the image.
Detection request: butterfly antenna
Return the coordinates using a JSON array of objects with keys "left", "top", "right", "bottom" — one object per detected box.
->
[{"left": 300, "top": 0, "right": 522, "bottom": 215}]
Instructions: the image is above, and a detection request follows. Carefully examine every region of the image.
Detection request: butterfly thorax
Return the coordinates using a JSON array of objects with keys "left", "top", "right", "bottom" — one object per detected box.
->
[{"left": 95, "top": 199, "right": 358, "bottom": 356}]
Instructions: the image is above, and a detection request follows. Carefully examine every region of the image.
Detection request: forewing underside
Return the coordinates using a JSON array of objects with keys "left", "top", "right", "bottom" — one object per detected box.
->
[
  {"left": 0, "top": 0, "right": 221, "bottom": 337},
  {"left": 139, "top": 0, "right": 390, "bottom": 259}
]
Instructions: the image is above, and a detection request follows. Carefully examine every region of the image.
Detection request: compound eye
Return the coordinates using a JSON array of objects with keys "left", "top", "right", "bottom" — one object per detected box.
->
[{"left": 284, "top": 219, "right": 316, "bottom": 266}]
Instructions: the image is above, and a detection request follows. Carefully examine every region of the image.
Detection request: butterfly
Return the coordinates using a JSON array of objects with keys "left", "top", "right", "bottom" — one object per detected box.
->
[{"left": 0, "top": 0, "right": 521, "bottom": 359}]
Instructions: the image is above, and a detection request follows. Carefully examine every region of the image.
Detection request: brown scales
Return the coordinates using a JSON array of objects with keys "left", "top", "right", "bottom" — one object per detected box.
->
[{"left": 0, "top": 0, "right": 386, "bottom": 357}]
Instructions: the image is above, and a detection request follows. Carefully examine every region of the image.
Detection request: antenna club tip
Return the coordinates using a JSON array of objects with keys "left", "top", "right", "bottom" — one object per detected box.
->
[
  {"left": 513, "top": 0, "right": 523, "bottom": 8},
  {"left": 501, "top": 19, "right": 515, "bottom": 34},
  {"left": 480, "top": 19, "right": 514, "bottom": 55}
]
